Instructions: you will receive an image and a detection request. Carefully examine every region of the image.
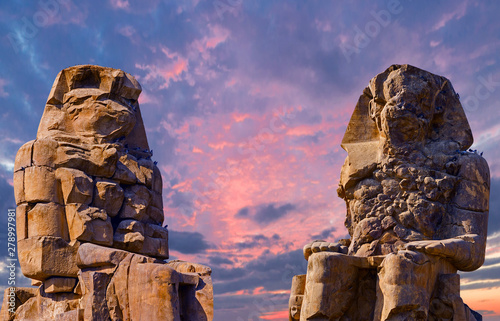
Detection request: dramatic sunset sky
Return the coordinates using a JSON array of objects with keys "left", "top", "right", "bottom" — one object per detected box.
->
[{"left": 0, "top": 1, "right": 499, "bottom": 320}]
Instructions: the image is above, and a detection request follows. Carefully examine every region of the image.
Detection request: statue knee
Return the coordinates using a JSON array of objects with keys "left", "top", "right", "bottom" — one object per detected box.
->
[
  {"left": 301, "top": 253, "right": 360, "bottom": 320},
  {"left": 381, "top": 250, "right": 431, "bottom": 284},
  {"left": 377, "top": 251, "right": 439, "bottom": 321},
  {"left": 307, "top": 252, "right": 355, "bottom": 284}
]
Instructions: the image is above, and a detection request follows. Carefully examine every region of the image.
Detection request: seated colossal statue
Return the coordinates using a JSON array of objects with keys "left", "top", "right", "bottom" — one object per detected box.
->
[
  {"left": 289, "top": 64, "right": 489, "bottom": 321},
  {"left": 2, "top": 65, "right": 213, "bottom": 321}
]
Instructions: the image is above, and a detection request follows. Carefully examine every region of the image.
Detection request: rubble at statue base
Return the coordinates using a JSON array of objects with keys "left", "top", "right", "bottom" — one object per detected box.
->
[
  {"left": 0, "top": 65, "right": 213, "bottom": 321},
  {"left": 289, "top": 65, "right": 488, "bottom": 321}
]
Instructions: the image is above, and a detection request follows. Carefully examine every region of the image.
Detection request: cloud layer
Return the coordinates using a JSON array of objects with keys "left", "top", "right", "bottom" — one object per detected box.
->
[{"left": 0, "top": 1, "right": 499, "bottom": 320}]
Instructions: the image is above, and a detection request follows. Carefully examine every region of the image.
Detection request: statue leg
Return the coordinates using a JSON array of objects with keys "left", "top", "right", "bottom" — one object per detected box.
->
[
  {"left": 289, "top": 274, "right": 306, "bottom": 320},
  {"left": 375, "top": 250, "right": 456, "bottom": 321},
  {"left": 300, "top": 252, "right": 359, "bottom": 320},
  {"left": 128, "top": 259, "right": 182, "bottom": 321}
]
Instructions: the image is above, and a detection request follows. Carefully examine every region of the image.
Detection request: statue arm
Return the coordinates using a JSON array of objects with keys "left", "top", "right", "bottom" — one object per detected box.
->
[
  {"left": 402, "top": 234, "right": 484, "bottom": 271},
  {"left": 405, "top": 153, "right": 490, "bottom": 271}
]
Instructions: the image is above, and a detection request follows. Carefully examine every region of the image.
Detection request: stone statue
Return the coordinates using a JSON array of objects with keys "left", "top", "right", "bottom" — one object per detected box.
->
[
  {"left": 2, "top": 65, "right": 213, "bottom": 321},
  {"left": 289, "top": 65, "right": 489, "bottom": 321}
]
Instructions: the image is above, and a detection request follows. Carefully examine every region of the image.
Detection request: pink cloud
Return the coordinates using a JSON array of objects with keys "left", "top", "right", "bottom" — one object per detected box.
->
[
  {"left": 137, "top": 91, "right": 156, "bottom": 105},
  {"left": 205, "top": 25, "right": 230, "bottom": 49},
  {"left": 116, "top": 25, "right": 139, "bottom": 44},
  {"left": 430, "top": 40, "right": 441, "bottom": 47},
  {"left": 225, "top": 77, "right": 238, "bottom": 88},
  {"left": 260, "top": 310, "right": 289, "bottom": 320},
  {"left": 157, "top": 102, "right": 351, "bottom": 265},
  {"left": 232, "top": 113, "right": 251, "bottom": 122},
  {"left": 192, "top": 146, "right": 204, "bottom": 154},
  {"left": 135, "top": 47, "right": 189, "bottom": 89},
  {"left": 134, "top": 26, "right": 366, "bottom": 268},
  {"left": 110, "top": 0, "right": 129, "bottom": 9},
  {"left": 134, "top": 25, "right": 231, "bottom": 91},
  {"left": 141, "top": 48, "right": 361, "bottom": 262},
  {"left": 432, "top": 1, "right": 468, "bottom": 31},
  {"left": 190, "top": 24, "right": 230, "bottom": 57},
  {"left": 314, "top": 19, "right": 332, "bottom": 32},
  {"left": 252, "top": 287, "right": 289, "bottom": 296},
  {"left": 208, "top": 141, "right": 235, "bottom": 151}
]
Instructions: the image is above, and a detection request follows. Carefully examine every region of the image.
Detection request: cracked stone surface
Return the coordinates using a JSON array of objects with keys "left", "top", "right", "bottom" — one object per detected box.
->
[
  {"left": 2, "top": 65, "right": 213, "bottom": 321},
  {"left": 290, "top": 65, "right": 488, "bottom": 321}
]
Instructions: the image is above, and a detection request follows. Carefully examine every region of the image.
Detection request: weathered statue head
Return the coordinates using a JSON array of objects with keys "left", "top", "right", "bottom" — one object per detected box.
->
[
  {"left": 340, "top": 64, "right": 473, "bottom": 188},
  {"left": 39, "top": 65, "right": 147, "bottom": 146},
  {"left": 370, "top": 65, "right": 472, "bottom": 152}
]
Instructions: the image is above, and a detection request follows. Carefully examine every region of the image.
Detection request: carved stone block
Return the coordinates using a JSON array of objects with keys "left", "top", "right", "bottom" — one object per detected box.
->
[
  {"left": 18, "top": 236, "right": 79, "bottom": 280},
  {"left": 44, "top": 277, "right": 78, "bottom": 293},
  {"left": 56, "top": 167, "right": 93, "bottom": 205},
  {"left": 24, "top": 166, "right": 62, "bottom": 204},
  {"left": 27, "top": 203, "right": 68, "bottom": 240},
  {"left": 93, "top": 179, "right": 124, "bottom": 217}
]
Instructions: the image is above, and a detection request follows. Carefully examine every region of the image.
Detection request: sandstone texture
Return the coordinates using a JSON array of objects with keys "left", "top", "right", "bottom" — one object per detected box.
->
[
  {"left": 290, "top": 65, "right": 489, "bottom": 321},
  {"left": 2, "top": 65, "right": 213, "bottom": 321}
]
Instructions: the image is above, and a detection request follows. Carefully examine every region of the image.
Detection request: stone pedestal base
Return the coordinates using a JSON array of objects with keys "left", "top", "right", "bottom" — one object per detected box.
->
[
  {"left": 1, "top": 243, "right": 213, "bottom": 321},
  {"left": 289, "top": 252, "right": 481, "bottom": 321}
]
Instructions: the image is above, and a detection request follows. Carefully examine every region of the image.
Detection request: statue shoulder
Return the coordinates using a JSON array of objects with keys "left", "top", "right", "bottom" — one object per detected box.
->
[{"left": 456, "top": 152, "right": 489, "bottom": 187}]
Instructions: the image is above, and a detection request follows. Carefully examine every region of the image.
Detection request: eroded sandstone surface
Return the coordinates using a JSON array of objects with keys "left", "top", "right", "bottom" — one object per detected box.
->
[
  {"left": 290, "top": 65, "right": 488, "bottom": 321},
  {"left": 1, "top": 65, "right": 213, "bottom": 321}
]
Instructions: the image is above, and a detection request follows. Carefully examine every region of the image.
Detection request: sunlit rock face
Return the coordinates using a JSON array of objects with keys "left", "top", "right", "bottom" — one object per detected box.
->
[
  {"left": 2, "top": 65, "right": 213, "bottom": 321},
  {"left": 289, "top": 64, "right": 488, "bottom": 321}
]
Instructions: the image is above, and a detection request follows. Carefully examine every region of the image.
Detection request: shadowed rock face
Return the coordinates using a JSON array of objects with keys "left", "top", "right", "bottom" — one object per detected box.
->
[
  {"left": 291, "top": 65, "right": 489, "bottom": 321},
  {"left": 3, "top": 65, "right": 213, "bottom": 321}
]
